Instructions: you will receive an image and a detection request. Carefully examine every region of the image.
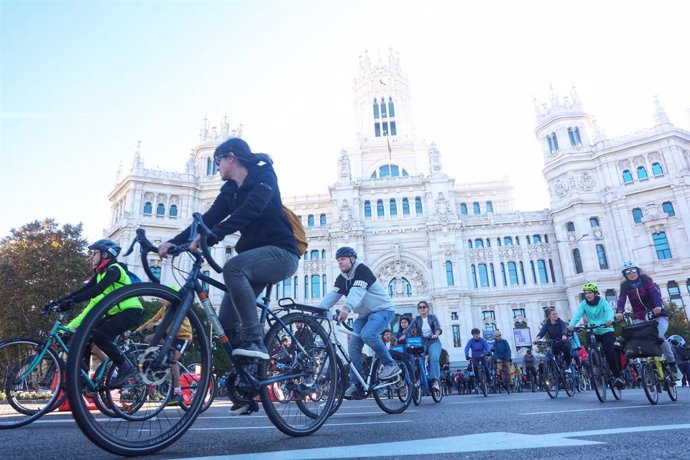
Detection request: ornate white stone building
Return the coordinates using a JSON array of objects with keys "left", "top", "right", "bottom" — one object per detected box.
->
[{"left": 106, "top": 50, "right": 690, "bottom": 364}]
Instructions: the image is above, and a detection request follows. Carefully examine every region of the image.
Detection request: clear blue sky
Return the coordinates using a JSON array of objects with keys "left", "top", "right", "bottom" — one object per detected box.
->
[{"left": 2, "top": 0, "right": 689, "bottom": 242}]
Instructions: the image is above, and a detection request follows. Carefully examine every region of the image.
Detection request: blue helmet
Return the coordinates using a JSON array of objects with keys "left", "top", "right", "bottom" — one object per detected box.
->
[{"left": 88, "top": 239, "right": 121, "bottom": 258}]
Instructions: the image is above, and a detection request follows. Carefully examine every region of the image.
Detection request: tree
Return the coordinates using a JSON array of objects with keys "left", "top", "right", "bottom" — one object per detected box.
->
[
  {"left": 665, "top": 300, "right": 690, "bottom": 343},
  {"left": 0, "top": 219, "right": 91, "bottom": 339}
]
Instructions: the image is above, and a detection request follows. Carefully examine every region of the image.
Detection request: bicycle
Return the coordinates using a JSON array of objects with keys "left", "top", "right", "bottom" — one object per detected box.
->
[
  {"left": 495, "top": 359, "right": 512, "bottom": 395},
  {"left": 468, "top": 356, "right": 489, "bottom": 397},
  {"left": 402, "top": 337, "right": 443, "bottom": 405},
  {"left": 571, "top": 325, "right": 621, "bottom": 403},
  {"left": 64, "top": 215, "right": 338, "bottom": 456},
  {"left": 535, "top": 340, "right": 576, "bottom": 399}
]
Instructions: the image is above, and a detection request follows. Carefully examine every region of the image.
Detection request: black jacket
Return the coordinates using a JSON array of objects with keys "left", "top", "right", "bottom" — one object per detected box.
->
[{"left": 171, "top": 162, "right": 299, "bottom": 255}]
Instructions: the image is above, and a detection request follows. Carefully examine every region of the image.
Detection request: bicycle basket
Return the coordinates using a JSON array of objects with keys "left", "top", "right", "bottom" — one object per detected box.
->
[
  {"left": 622, "top": 322, "right": 662, "bottom": 358},
  {"left": 405, "top": 337, "right": 424, "bottom": 354}
]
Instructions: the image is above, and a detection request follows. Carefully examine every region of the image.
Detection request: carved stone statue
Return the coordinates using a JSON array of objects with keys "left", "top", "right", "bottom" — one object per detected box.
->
[{"left": 338, "top": 149, "right": 351, "bottom": 180}]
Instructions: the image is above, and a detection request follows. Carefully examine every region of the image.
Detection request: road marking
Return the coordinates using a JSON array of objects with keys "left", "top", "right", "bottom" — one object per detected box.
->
[
  {"left": 522, "top": 404, "right": 665, "bottom": 415},
  {"left": 188, "top": 420, "right": 408, "bottom": 431},
  {"left": 173, "top": 423, "right": 690, "bottom": 459}
]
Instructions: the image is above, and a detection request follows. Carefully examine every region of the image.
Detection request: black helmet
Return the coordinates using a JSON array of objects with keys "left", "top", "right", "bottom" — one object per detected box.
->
[
  {"left": 335, "top": 246, "right": 357, "bottom": 259},
  {"left": 88, "top": 239, "right": 121, "bottom": 258}
]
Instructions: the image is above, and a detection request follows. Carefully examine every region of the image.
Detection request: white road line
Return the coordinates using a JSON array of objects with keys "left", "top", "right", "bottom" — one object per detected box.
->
[
  {"left": 188, "top": 420, "right": 408, "bottom": 431},
  {"left": 522, "top": 404, "right": 665, "bottom": 415}
]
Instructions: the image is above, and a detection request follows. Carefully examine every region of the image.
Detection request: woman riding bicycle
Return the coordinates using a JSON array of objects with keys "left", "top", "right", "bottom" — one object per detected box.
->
[
  {"left": 535, "top": 309, "right": 571, "bottom": 370},
  {"left": 614, "top": 261, "right": 682, "bottom": 380},
  {"left": 398, "top": 301, "right": 443, "bottom": 391},
  {"left": 568, "top": 283, "right": 625, "bottom": 389}
]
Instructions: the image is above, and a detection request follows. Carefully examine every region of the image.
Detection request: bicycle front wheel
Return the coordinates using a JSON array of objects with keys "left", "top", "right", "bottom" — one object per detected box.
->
[
  {"left": 260, "top": 313, "right": 337, "bottom": 436},
  {"left": 372, "top": 350, "right": 413, "bottom": 414},
  {"left": 589, "top": 348, "right": 607, "bottom": 403},
  {"left": 640, "top": 362, "right": 659, "bottom": 405},
  {"left": 544, "top": 360, "right": 559, "bottom": 399},
  {"left": 65, "top": 283, "right": 211, "bottom": 456},
  {"left": 0, "top": 339, "right": 63, "bottom": 429}
]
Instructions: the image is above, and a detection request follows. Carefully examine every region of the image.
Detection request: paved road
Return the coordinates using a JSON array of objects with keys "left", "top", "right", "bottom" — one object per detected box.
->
[{"left": 2, "top": 388, "right": 689, "bottom": 459}]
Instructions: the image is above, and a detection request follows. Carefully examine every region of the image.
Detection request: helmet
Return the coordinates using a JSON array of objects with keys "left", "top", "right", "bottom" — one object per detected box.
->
[
  {"left": 582, "top": 283, "right": 599, "bottom": 293},
  {"left": 335, "top": 246, "right": 357, "bottom": 259},
  {"left": 620, "top": 260, "right": 638, "bottom": 273},
  {"left": 88, "top": 239, "right": 121, "bottom": 258}
]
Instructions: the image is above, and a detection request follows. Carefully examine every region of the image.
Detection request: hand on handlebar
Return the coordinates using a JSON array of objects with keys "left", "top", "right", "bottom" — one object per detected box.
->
[
  {"left": 158, "top": 242, "right": 175, "bottom": 259},
  {"left": 615, "top": 313, "right": 624, "bottom": 321},
  {"left": 337, "top": 307, "right": 350, "bottom": 323}
]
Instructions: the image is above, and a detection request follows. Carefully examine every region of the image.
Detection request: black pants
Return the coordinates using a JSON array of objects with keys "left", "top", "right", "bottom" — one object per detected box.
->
[
  {"left": 551, "top": 339, "right": 572, "bottom": 365},
  {"left": 596, "top": 331, "right": 621, "bottom": 377},
  {"left": 92, "top": 308, "right": 144, "bottom": 366}
]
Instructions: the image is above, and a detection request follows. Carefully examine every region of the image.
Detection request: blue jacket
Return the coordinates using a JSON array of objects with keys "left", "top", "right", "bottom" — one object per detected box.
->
[
  {"left": 402, "top": 314, "right": 442, "bottom": 340},
  {"left": 492, "top": 338, "right": 511, "bottom": 360},
  {"left": 465, "top": 337, "right": 491, "bottom": 359},
  {"left": 537, "top": 318, "right": 568, "bottom": 341}
]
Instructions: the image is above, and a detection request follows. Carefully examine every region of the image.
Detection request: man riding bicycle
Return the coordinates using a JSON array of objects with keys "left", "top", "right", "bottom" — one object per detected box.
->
[
  {"left": 492, "top": 330, "right": 512, "bottom": 385},
  {"left": 319, "top": 247, "right": 400, "bottom": 397},
  {"left": 523, "top": 349, "right": 538, "bottom": 388},
  {"left": 464, "top": 328, "right": 491, "bottom": 388}
]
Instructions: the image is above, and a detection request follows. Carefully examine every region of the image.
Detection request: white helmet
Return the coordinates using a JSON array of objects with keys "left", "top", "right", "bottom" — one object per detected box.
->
[{"left": 620, "top": 260, "right": 638, "bottom": 273}]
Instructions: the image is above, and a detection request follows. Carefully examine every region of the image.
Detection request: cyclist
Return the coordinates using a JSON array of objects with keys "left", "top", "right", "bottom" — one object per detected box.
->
[
  {"left": 394, "top": 317, "right": 411, "bottom": 345},
  {"left": 319, "top": 247, "right": 400, "bottom": 397},
  {"left": 535, "top": 309, "right": 572, "bottom": 371},
  {"left": 615, "top": 261, "right": 682, "bottom": 380},
  {"left": 398, "top": 300, "right": 443, "bottom": 391},
  {"left": 52, "top": 239, "right": 144, "bottom": 387},
  {"left": 523, "top": 349, "right": 538, "bottom": 388},
  {"left": 492, "top": 330, "right": 512, "bottom": 387},
  {"left": 464, "top": 328, "right": 491, "bottom": 389},
  {"left": 135, "top": 295, "right": 192, "bottom": 405},
  {"left": 568, "top": 283, "right": 625, "bottom": 389},
  {"left": 158, "top": 138, "right": 300, "bottom": 362}
]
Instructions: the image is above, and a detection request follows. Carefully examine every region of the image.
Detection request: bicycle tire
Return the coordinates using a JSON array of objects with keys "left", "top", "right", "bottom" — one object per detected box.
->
[
  {"left": 372, "top": 350, "right": 413, "bottom": 414},
  {"left": 65, "top": 283, "right": 211, "bottom": 456},
  {"left": 663, "top": 365, "right": 678, "bottom": 401},
  {"left": 589, "top": 348, "right": 606, "bottom": 403},
  {"left": 640, "top": 362, "right": 658, "bottom": 405},
  {"left": 431, "top": 380, "right": 443, "bottom": 403},
  {"left": 0, "top": 339, "right": 63, "bottom": 429},
  {"left": 179, "top": 362, "right": 215, "bottom": 413},
  {"left": 259, "top": 313, "right": 337, "bottom": 436},
  {"left": 411, "top": 364, "right": 422, "bottom": 406},
  {"left": 610, "top": 375, "right": 622, "bottom": 400},
  {"left": 477, "top": 367, "right": 488, "bottom": 397},
  {"left": 564, "top": 375, "right": 576, "bottom": 397},
  {"left": 328, "top": 355, "right": 347, "bottom": 416},
  {"left": 544, "top": 359, "right": 559, "bottom": 399},
  {"left": 91, "top": 361, "right": 118, "bottom": 418}
]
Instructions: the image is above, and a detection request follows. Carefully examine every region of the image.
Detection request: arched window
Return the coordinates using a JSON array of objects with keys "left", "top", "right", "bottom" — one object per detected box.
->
[
  {"left": 478, "top": 263, "right": 489, "bottom": 287},
  {"left": 467, "top": 239, "right": 473, "bottom": 249},
  {"left": 572, "top": 248, "right": 583, "bottom": 273},
  {"left": 293, "top": 276, "right": 298, "bottom": 298},
  {"left": 503, "top": 236, "right": 513, "bottom": 246},
  {"left": 402, "top": 198, "right": 410, "bottom": 215},
  {"left": 474, "top": 239, "right": 484, "bottom": 248},
  {"left": 373, "top": 98, "right": 379, "bottom": 119},
  {"left": 470, "top": 265, "right": 477, "bottom": 288},
  {"left": 460, "top": 203, "right": 468, "bottom": 215},
  {"left": 169, "top": 204, "right": 178, "bottom": 218},
  {"left": 486, "top": 201, "right": 493, "bottom": 213},
  {"left": 537, "top": 260, "right": 548, "bottom": 283},
  {"left": 662, "top": 202, "right": 675, "bottom": 217},
  {"left": 319, "top": 214, "right": 327, "bottom": 226},
  {"left": 637, "top": 166, "right": 648, "bottom": 180},
  {"left": 473, "top": 202, "right": 480, "bottom": 215},
  {"left": 596, "top": 244, "right": 609, "bottom": 269},
  {"left": 589, "top": 217, "right": 600, "bottom": 228},
  {"left": 489, "top": 263, "right": 496, "bottom": 286},
  {"left": 371, "top": 164, "right": 409, "bottom": 178},
  {"left": 389, "top": 199, "right": 397, "bottom": 217},
  {"left": 668, "top": 281, "right": 683, "bottom": 306},
  {"left": 519, "top": 261, "right": 526, "bottom": 284},
  {"left": 622, "top": 170, "right": 633, "bottom": 183},
  {"left": 364, "top": 200, "right": 372, "bottom": 219},
  {"left": 651, "top": 162, "right": 664, "bottom": 176},
  {"left": 653, "top": 232, "right": 672, "bottom": 259},
  {"left": 283, "top": 277, "right": 292, "bottom": 298},
  {"left": 500, "top": 263, "right": 507, "bottom": 286},
  {"left": 304, "top": 275, "right": 309, "bottom": 298},
  {"left": 311, "top": 275, "right": 320, "bottom": 298},
  {"left": 321, "top": 249, "right": 326, "bottom": 259},
  {"left": 322, "top": 274, "right": 327, "bottom": 298},
  {"left": 533, "top": 234, "right": 542, "bottom": 244},
  {"left": 310, "top": 250, "right": 319, "bottom": 259},
  {"left": 549, "top": 259, "right": 556, "bottom": 282},
  {"left": 507, "top": 262, "right": 519, "bottom": 286},
  {"left": 566, "top": 221, "right": 575, "bottom": 232},
  {"left": 632, "top": 208, "right": 643, "bottom": 224},
  {"left": 388, "top": 97, "right": 395, "bottom": 118},
  {"left": 486, "top": 239, "right": 491, "bottom": 248},
  {"left": 143, "top": 202, "right": 152, "bottom": 215},
  {"left": 568, "top": 127, "right": 576, "bottom": 146},
  {"left": 156, "top": 203, "right": 165, "bottom": 216},
  {"left": 415, "top": 197, "right": 423, "bottom": 215},
  {"left": 530, "top": 261, "right": 537, "bottom": 283},
  {"left": 376, "top": 199, "right": 384, "bottom": 218},
  {"left": 388, "top": 277, "right": 412, "bottom": 297},
  {"left": 446, "top": 261, "right": 455, "bottom": 286},
  {"left": 307, "top": 215, "right": 315, "bottom": 227}
]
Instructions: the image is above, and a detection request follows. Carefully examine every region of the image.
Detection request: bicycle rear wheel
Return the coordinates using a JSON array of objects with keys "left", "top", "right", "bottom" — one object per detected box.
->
[
  {"left": 663, "top": 365, "right": 678, "bottom": 401},
  {"left": 260, "top": 313, "right": 337, "bottom": 436},
  {"left": 640, "top": 362, "right": 659, "bottom": 404},
  {"left": 65, "top": 283, "right": 211, "bottom": 456},
  {"left": 372, "top": 350, "right": 413, "bottom": 414},
  {"left": 179, "top": 362, "right": 215, "bottom": 413},
  {"left": 544, "top": 360, "right": 559, "bottom": 399},
  {"left": 0, "top": 339, "right": 63, "bottom": 429},
  {"left": 589, "top": 348, "right": 607, "bottom": 403}
]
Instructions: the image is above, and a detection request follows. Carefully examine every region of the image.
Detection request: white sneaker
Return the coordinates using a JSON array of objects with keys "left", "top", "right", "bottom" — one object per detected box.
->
[
  {"left": 378, "top": 364, "right": 402, "bottom": 380},
  {"left": 229, "top": 403, "right": 252, "bottom": 416}
]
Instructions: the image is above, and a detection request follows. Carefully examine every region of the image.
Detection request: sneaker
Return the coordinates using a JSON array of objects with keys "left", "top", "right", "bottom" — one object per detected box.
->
[
  {"left": 564, "top": 368, "right": 572, "bottom": 374},
  {"left": 343, "top": 384, "right": 359, "bottom": 398},
  {"left": 431, "top": 380, "right": 440, "bottom": 391},
  {"left": 109, "top": 362, "right": 137, "bottom": 387},
  {"left": 232, "top": 341, "right": 269, "bottom": 360},
  {"left": 614, "top": 377, "right": 626, "bottom": 389},
  {"left": 229, "top": 403, "right": 252, "bottom": 416},
  {"left": 167, "top": 393, "right": 183, "bottom": 406},
  {"left": 378, "top": 364, "right": 402, "bottom": 380}
]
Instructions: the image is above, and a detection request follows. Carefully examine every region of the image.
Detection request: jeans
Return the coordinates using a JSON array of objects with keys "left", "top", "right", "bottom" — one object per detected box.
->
[
  {"left": 349, "top": 309, "right": 395, "bottom": 384},
  {"left": 632, "top": 317, "right": 674, "bottom": 363},
  {"left": 424, "top": 338, "right": 442, "bottom": 381},
  {"left": 219, "top": 246, "right": 299, "bottom": 343}
]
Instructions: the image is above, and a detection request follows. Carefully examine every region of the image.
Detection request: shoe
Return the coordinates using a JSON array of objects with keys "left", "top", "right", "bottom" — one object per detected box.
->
[
  {"left": 109, "top": 362, "right": 137, "bottom": 387},
  {"left": 232, "top": 341, "right": 270, "bottom": 360},
  {"left": 167, "top": 393, "right": 183, "bottom": 406},
  {"left": 669, "top": 363, "right": 683, "bottom": 381},
  {"left": 432, "top": 380, "right": 440, "bottom": 391},
  {"left": 378, "top": 364, "right": 402, "bottom": 380},
  {"left": 229, "top": 403, "right": 252, "bottom": 416},
  {"left": 343, "top": 384, "right": 359, "bottom": 398},
  {"left": 614, "top": 377, "right": 626, "bottom": 389},
  {"left": 564, "top": 368, "right": 572, "bottom": 374}
]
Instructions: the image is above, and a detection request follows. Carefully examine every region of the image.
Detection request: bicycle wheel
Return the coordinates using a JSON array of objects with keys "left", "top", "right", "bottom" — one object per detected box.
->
[
  {"left": 640, "top": 362, "right": 658, "bottom": 405},
  {"left": 0, "top": 339, "right": 63, "bottom": 429},
  {"left": 372, "top": 350, "right": 413, "bottom": 414},
  {"left": 477, "top": 368, "right": 488, "bottom": 397},
  {"left": 65, "top": 283, "right": 212, "bottom": 456},
  {"left": 663, "top": 365, "right": 678, "bottom": 401},
  {"left": 544, "top": 360, "right": 559, "bottom": 399},
  {"left": 564, "top": 374, "right": 576, "bottom": 397},
  {"left": 589, "top": 348, "right": 607, "bottom": 403},
  {"left": 179, "top": 362, "right": 215, "bottom": 413},
  {"left": 260, "top": 313, "right": 337, "bottom": 436},
  {"left": 431, "top": 379, "right": 443, "bottom": 403},
  {"left": 411, "top": 364, "right": 422, "bottom": 406},
  {"left": 328, "top": 355, "right": 347, "bottom": 416}
]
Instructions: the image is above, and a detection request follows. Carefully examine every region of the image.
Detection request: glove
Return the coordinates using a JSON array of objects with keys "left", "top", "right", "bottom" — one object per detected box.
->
[
  {"left": 41, "top": 302, "right": 57, "bottom": 315},
  {"left": 465, "top": 356, "right": 470, "bottom": 361},
  {"left": 56, "top": 298, "right": 74, "bottom": 312}
]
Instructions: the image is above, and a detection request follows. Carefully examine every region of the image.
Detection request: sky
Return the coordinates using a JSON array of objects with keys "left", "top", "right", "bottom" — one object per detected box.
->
[{"left": 2, "top": 0, "right": 690, "bottom": 243}]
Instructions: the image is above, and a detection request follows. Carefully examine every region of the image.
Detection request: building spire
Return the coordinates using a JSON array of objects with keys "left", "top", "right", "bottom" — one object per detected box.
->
[{"left": 653, "top": 95, "right": 671, "bottom": 126}]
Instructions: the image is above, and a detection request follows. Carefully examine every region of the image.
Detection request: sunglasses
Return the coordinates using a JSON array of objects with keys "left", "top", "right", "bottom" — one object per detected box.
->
[
  {"left": 417, "top": 305, "right": 428, "bottom": 310},
  {"left": 214, "top": 154, "right": 232, "bottom": 166},
  {"left": 624, "top": 268, "right": 638, "bottom": 275}
]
